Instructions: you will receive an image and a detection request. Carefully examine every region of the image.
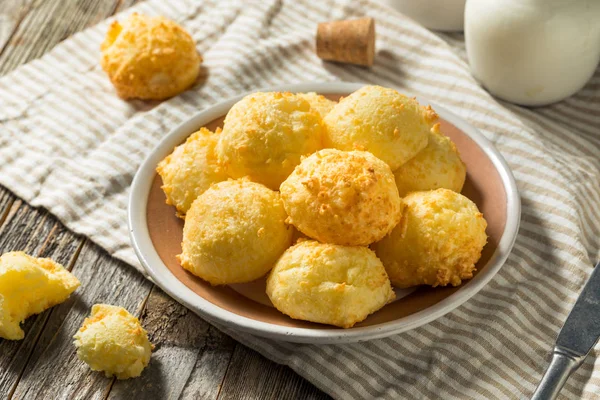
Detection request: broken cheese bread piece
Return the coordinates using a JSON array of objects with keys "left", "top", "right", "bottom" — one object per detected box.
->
[
  {"left": 73, "top": 304, "right": 153, "bottom": 379},
  {"left": 0, "top": 251, "right": 80, "bottom": 340}
]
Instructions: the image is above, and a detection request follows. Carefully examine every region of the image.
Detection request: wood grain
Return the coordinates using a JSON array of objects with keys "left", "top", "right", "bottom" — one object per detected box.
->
[
  {"left": 0, "top": 201, "right": 82, "bottom": 397},
  {"left": 11, "top": 241, "right": 152, "bottom": 400},
  {"left": 109, "top": 287, "right": 236, "bottom": 400},
  {"left": 218, "top": 346, "right": 330, "bottom": 400},
  {"left": 114, "top": 0, "right": 142, "bottom": 13},
  {"left": 0, "top": 0, "right": 34, "bottom": 56},
  {"left": 0, "top": 0, "right": 329, "bottom": 398},
  {"left": 0, "top": 188, "right": 17, "bottom": 228},
  {"left": 0, "top": 0, "right": 117, "bottom": 74}
]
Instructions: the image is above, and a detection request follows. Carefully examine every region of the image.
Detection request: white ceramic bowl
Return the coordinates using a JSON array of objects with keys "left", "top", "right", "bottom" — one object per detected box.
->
[{"left": 129, "top": 82, "right": 520, "bottom": 344}]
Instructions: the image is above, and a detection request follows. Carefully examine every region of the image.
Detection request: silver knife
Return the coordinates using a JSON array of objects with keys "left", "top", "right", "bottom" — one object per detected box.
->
[{"left": 532, "top": 261, "right": 600, "bottom": 400}]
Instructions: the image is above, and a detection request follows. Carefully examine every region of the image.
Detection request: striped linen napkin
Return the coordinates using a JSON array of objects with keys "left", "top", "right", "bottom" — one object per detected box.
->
[{"left": 1, "top": 0, "right": 599, "bottom": 398}]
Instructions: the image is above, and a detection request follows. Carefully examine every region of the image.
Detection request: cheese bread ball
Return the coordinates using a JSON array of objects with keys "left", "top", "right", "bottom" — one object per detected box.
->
[
  {"left": 323, "top": 85, "right": 436, "bottom": 171},
  {"left": 178, "top": 179, "right": 293, "bottom": 285},
  {"left": 372, "top": 189, "right": 487, "bottom": 288},
  {"left": 295, "top": 92, "right": 336, "bottom": 118},
  {"left": 216, "top": 92, "right": 323, "bottom": 190},
  {"left": 266, "top": 241, "right": 395, "bottom": 328},
  {"left": 157, "top": 127, "right": 228, "bottom": 216},
  {"left": 73, "top": 304, "right": 153, "bottom": 379},
  {"left": 394, "top": 124, "right": 466, "bottom": 196},
  {"left": 280, "top": 149, "right": 402, "bottom": 246},
  {"left": 101, "top": 13, "right": 201, "bottom": 100},
  {"left": 0, "top": 252, "right": 80, "bottom": 340}
]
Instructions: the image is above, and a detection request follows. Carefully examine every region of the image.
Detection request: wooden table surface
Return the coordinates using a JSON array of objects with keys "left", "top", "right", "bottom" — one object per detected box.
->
[{"left": 0, "top": 1, "right": 330, "bottom": 399}]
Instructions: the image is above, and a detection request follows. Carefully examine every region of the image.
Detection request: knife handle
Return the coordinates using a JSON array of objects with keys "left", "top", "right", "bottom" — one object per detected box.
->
[{"left": 531, "top": 346, "right": 584, "bottom": 400}]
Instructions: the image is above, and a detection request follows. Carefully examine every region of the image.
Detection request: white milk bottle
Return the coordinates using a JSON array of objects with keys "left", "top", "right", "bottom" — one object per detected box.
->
[{"left": 465, "top": 0, "right": 600, "bottom": 106}]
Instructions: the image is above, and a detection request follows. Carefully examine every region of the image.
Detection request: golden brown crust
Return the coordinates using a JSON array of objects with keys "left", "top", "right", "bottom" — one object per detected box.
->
[
  {"left": 0, "top": 251, "right": 80, "bottom": 340},
  {"left": 295, "top": 92, "right": 337, "bottom": 118},
  {"left": 101, "top": 13, "right": 201, "bottom": 100},
  {"left": 156, "top": 127, "right": 228, "bottom": 216},
  {"left": 372, "top": 189, "right": 488, "bottom": 288},
  {"left": 393, "top": 124, "right": 466, "bottom": 196},
  {"left": 323, "top": 85, "right": 434, "bottom": 171},
  {"left": 216, "top": 92, "right": 324, "bottom": 190},
  {"left": 266, "top": 240, "right": 395, "bottom": 328},
  {"left": 280, "top": 149, "right": 403, "bottom": 246},
  {"left": 179, "top": 179, "right": 293, "bottom": 285},
  {"left": 73, "top": 304, "right": 153, "bottom": 379}
]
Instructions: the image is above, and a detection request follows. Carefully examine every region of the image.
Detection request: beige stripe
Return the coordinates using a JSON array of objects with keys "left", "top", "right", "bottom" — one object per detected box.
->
[
  {"left": 513, "top": 164, "right": 600, "bottom": 222},
  {"left": 350, "top": 343, "right": 442, "bottom": 399},
  {"left": 479, "top": 261, "right": 573, "bottom": 327},
  {"left": 428, "top": 316, "right": 541, "bottom": 395},
  {"left": 209, "top": 28, "right": 319, "bottom": 91},
  {"left": 492, "top": 249, "right": 582, "bottom": 309},
  {"left": 508, "top": 104, "right": 600, "bottom": 155},
  {"left": 552, "top": 99, "right": 600, "bottom": 121},
  {"left": 330, "top": 345, "right": 425, "bottom": 398},
  {"left": 512, "top": 241, "right": 587, "bottom": 293},
  {"left": 377, "top": 337, "right": 492, "bottom": 399},
  {"left": 420, "top": 321, "right": 535, "bottom": 395},
  {"left": 583, "top": 83, "right": 600, "bottom": 91},
  {"left": 519, "top": 217, "right": 590, "bottom": 260},
  {"left": 418, "top": 322, "right": 532, "bottom": 397},
  {"left": 517, "top": 176, "right": 600, "bottom": 224},
  {"left": 569, "top": 93, "right": 600, "bottom": 103},
  {"left": 298, "top": 346, "right": 371, "bottom": 399},
  {"left": 514, "top": 228, "right": 590, "bottom": 278},
  {"left": 537, "top": 107, "right": 600, "bottom": 143},
  {"left": 464, "top": 287, "right": 556, "bottom": 344},
  {"left": 522, "top": 203, "right": 598, "bottom": 250},
  {"left": 516, "top": 226, "right": 590, "bottom": 277},
  {"left": 37, "top": 97, "right": 116, "bottom": 147},
  {"left": 505, "top": 247, "right": 581, "bottom": 307},
  {"left": 317, "top": 346, "right": 382, "bottom": 398},
  {"left": 373, "top": 339, "right": 444, "bottom": 384},
  {"left": 55, "top": 34, "right": 96, "bottom": 69}
]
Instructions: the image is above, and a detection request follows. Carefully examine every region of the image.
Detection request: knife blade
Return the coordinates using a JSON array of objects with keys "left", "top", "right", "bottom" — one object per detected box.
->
[
  {"left": 532, "top": 261, "right": 600, "bottom": 400},
  {"left": 556, "top": 262, "right": 600, "bottom": 356}
]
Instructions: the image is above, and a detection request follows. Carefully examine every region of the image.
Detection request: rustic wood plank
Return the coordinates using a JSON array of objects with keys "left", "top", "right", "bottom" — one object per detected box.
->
[
  {"left": 0, "top": 0, "right": 328, "bottom": 398},
  {"left": 0, "top": 0, "right": 135, "bottom": 394},
  {"left": 108, "top": 287, "right": 236, "bottom": 400},
  {"left": 0, "top": 0, "right": 120, "bottom": 75},
  {"left": 0, "top": 0, "right": 35, "bottom": 55},
  {"left": 10, "top": 240, "right": 153, "bottom": 400},
  {"left": 110, "top": 288, "right": 330, "bottom": 400},
  {"left": 0, "top": 1, "right": 132, "bottom": 392},
  {"left": 217, "top": 345, "right": 331, "bottom": 400},
  {"left": 0, "top": 200, "right": 52, "bottom": 253},
  {"left": 178, "top": 326, "right": 236, "bottom": 400},
  {"left": 0, "top": 203, "right": 83, "bottom": 398},
  {"left": 114, "top": 0, "right": 142, "bottom": 13},
  {"left": 0, "top": 187, "right": 16, "bottom": 228}
]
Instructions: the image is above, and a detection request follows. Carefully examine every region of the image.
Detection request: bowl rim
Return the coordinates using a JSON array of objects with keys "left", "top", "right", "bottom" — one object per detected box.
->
[{"left": 128, "top": 81, "right": 521, "bottom": 344}]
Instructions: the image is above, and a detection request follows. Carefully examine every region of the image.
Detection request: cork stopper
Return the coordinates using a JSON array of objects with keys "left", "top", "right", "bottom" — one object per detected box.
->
[{"left": 316, "top": 17, "right": 375, "bottom": 67}]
